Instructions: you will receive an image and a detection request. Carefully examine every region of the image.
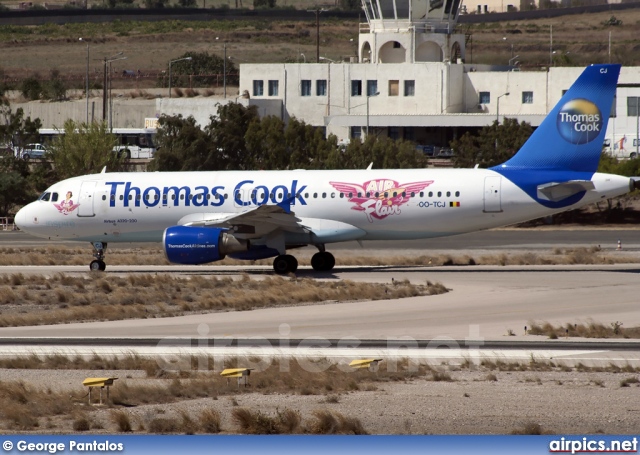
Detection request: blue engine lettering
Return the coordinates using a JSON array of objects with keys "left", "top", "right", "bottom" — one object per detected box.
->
[{"left": 163, "top": 226, "right": 225, "bottom": 265}]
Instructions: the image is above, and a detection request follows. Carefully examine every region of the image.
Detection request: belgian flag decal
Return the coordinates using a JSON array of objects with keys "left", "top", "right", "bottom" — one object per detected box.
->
[{"left": 449, "top": 201, "right": 461, "bottom": 207}]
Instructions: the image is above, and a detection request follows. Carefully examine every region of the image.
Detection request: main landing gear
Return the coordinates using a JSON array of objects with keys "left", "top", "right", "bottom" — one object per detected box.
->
[
  {"left": 89, "top": 241, "right": 107, "bottom": 272},
  {"left": 272, "top": 248, "right": 336, "bottom": 275}
]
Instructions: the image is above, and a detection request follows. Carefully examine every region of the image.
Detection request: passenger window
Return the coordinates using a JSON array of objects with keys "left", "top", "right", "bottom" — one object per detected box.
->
[
  {"left": 128, "top": 195, "right": 133, "bottom": 200},
  {"left": 206, "top": 194, "right": 210, "bottom": 200},
  {"left": 402, "top": 192, "right": 406, "bottom": 197},
  {"left": 155, "top": 194, "right": 159, "bottom": 200},
  {"left": 411, "top": 192, "right": 415, "bottom": 197},
  {"left": 322, "top": 193, "right": 326, "bottom": 198},
  {"left": 348, "top": 192, "right": 353, "bottom": 198},
  {"left": 331, "top": 192, "right": 335, "bottom": 198},
  {"left": 357, "top": 192, "right": 362, "bottom": 197},
  {"left": 102, "top": 195, "right": 106, "bottom": 201},
  {"left": 446, "top": 191, "right": 451, "bottom": 197},
  {"left": 224, "top": 194, "right": 228, "bottom": 199},
  {"left": 340, "top": 193, "right": 344, "bottom": 198},
  {"left": 438, "top": 191, "right": 442, "bottom": 197},
  {"left": 110, "top": 195, "right": 115, "bottom": 201},
  {"left": 313, "top": 193, "right": 317, "bottom": 198},
  {"left": 119, "top": 195, "right": 124, "bottom": 201},
  {"left": 137, "top": 195, "right": 141, "bottom": 200},
  {"left": 278, "top": 192, "right": 283, "bottom": 199},
  {"left": 375, "top": 192, "right": 379, "bottom": 198},
  {"left": 428, "top": 191, "right": 433, "bottom": 197},
  {"left": 171, "top": 195, "right": 175, "bottom": 200},
  {"left": 304, "top": 193, "right": 309, "bottom": 198},
  {"left": 455, "top": 191, "right": 460, "bottom": 197},
  {"left": 420, "top": 192, "right": 424, "bottom": 197}
]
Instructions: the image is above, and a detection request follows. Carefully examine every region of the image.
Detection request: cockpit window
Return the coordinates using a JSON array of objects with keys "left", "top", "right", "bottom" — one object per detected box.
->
[
  {"left": 39, "top": 192, "right": 51, "bottom": 201},
  {"left": 51, "top": 193, "right": 59, "bottom": 202}
]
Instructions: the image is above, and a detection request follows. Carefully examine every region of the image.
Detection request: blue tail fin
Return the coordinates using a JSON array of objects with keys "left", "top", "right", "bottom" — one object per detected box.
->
[{"left": 492, "top": 64, "right": 620, "bottom": 173}]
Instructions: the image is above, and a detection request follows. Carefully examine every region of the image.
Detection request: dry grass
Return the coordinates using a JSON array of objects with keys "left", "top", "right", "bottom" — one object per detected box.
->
[
  {"left": 0, "top": 273, "right": 440, "bottom": 327},
  {"left": 510, "top": 421, "right": 553, "bottom": 435},
  {"left": 528, "top": 320, "right": 637, "bottom": 339},
  {"left": 1, "top": 245, "right": 638, "bottom": 268}
]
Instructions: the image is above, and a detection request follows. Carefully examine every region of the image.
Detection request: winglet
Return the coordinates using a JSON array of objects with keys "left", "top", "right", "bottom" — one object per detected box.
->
[
  {"left": 100, "top": 166, "right": 107, "bottom": 174},
  {"left": 366, "top": 162, "right": 373, "bottom": 170}
]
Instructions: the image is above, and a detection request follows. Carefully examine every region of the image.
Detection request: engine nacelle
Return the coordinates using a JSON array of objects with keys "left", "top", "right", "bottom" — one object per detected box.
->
[{"left": 163, "top": 226, "right": 248, "bottom": 265}]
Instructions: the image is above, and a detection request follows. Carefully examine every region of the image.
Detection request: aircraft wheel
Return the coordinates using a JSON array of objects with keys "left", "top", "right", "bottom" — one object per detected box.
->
[
  {"left": 90, "top": 260, "right": 106, "bottom": 272},
  {"left": 311, "top": 252, "right": 335, "bottom": 271},
  {"left": 273, "top": 255, "right": 291, "bottom": 275},
  {"left": 284, "top": 254, "right": 298, "bottom": 273}
]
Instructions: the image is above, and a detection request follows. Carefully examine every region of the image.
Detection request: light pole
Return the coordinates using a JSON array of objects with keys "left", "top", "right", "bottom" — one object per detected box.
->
[
  {"left": 108, "top": 54, "right": 126, "bottom": 131},
  {"left": 509, "top": 55, "right": 519, "bottom": 66},
  {"left": 319, "top": 56, "right": 335, "bottom": 63},
  {"left": 307, "top": 8, "right": 325, "bottom": 63},
  {"left": 366, "top": 91, "right": 379, "bottom": 138},
  {"left": 168, "top": 57, "right": 192, "bottom": 98},
  {"left": 300, "top": 53, "right": 306, "bottom": 63},
  {"left": 549, "top": 24, "right": 553, "bottom": 66},
  {"left": 79, "top": 38, "right": 89, "bottom": 124},
  {"left": 216, "top": 37, "right": 227, "bottom": 98},
  {"left": 496, "top": 92, "right": 509, "bottom": 124},
  {"left": 100, "top": 52, "right": 125, "bottom": 124}
]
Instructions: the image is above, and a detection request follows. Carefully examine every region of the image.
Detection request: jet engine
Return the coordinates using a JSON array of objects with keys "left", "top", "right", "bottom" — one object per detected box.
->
[{"left": 163, "top": 226, "right": 248, "bottom": 265}]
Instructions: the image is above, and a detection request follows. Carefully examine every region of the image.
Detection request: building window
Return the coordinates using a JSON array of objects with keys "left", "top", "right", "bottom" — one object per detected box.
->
[
  {"left": 350, "top": 126, "right": 362, "bottom": 139},
  {"left": 252, "top": 80, "right": 263, "bottom": 97},
  {"left": 367, "top": 80, "right": 378, "bottom": 96},
  {"left": 316, "top": 79, "right": 327, "bottom": 96},
  {"left": 627, "top": 97, "right": 639, "bottom": 117},
  {"left": 389, "top": 126, "right": 400, "bottom": 140},
  {"left": 404, "top": 80, "right": 415, "bottom": 96},
  {"left": 388, "top": 80, "right": 399, "bottom": 96},
  {"left": 268, "top": 80, "right": 279, "bottom": 96},
  {"left": 403, "top": 127, "right": 414, "bottom": 141},
  {"left": 301, "top": 80, "right": 311, "bottom": 97},
  {"left": 522, "top": 91, "right": 533, "bottom": 104},
  {"left": 479, "top": 91, "right": 490, "bottom": 104},
  {"left": 351, "top": 80, "right": 362, "bottom": 96}
]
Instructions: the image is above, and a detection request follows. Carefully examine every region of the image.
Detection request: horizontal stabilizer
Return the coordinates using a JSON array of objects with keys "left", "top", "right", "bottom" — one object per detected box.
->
[{"left": 537, "top": 180, "right": 595, "bottom": 202}]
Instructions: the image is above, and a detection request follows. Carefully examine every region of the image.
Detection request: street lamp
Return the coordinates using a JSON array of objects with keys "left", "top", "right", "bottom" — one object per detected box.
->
[
  {"left": 216, "top": 37, "right": 227, "bottom": 98},
  {"left": 366, "top": 91, "right": 379, "bottom": 138},
  {"left": 168, "top": 57, "right": 192, "bottom": 99},
  {"left": 79, "top": 38, "right": 89, "bottom": 124},
  {"left": 100, "top": 52, "right": 126, "bottom": 125},
  {"left": 319, "top": 56, "right": 335, "bottom": 63},
  {"left": 496, "top": 92, "right": 509, "bottom": 124},
  {"left": 307, "top": 8, "right": 326, "bottom": 63},
  {"left": 300, "top": 53, "right": 306, "bottom": 63},
  {"left": 509, "top": 55, "right": 519, "bottom": 66}
]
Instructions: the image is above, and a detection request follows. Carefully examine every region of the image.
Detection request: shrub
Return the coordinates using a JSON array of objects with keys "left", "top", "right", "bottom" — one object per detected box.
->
[
  {"left": 111, "top": 410, "right": 132, "bottom": 432},
  {"left": 200, "top": 409, "right": 221, "bottom": 433}
]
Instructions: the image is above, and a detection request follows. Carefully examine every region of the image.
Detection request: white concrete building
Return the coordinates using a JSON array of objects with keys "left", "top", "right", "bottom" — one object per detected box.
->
[{"left": 237, "top": 0, "right": 640, "bottom": 156}]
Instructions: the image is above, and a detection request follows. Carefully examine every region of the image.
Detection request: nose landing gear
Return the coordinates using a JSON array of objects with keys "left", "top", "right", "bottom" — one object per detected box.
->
[{"left": 89, "top": 241, "right": 107, "bottom": 271}]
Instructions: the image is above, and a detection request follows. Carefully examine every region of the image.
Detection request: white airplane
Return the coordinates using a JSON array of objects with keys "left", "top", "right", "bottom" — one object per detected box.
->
[{"left": 15, "top": 64, "right": 635, "bottom": 274}]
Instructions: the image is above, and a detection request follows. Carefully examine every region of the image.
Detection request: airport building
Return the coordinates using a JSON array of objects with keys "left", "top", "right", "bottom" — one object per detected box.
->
[{"left": 237, "top": 0, "right": 640, "bottom": 157}]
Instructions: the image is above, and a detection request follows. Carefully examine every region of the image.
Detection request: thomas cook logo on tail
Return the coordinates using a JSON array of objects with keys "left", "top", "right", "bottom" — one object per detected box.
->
[{"left": 556, "top": 99, "right": 602, "bottom": 145}]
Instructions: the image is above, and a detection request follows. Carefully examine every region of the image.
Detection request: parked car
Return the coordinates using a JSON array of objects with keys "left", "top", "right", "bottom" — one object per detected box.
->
[
  {"left": 416, "top": 144, "right": 436, "bottom": 156},
  {"left": 20, "top": 143, "right": 47, "bottom": 160}
]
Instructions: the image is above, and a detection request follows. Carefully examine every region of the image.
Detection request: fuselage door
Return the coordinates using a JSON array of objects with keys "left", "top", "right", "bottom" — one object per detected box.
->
[
  {"left": 77, "top": 181, "right": 97, "bottom": 217},
  {"left": 483, "top": 176, "right": 502, "bottom": 213}
]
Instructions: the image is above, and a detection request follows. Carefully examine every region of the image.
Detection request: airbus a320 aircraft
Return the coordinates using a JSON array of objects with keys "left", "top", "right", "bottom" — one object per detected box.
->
[{"left": 15, "top": 64, "right": 636, "bottom": 274}]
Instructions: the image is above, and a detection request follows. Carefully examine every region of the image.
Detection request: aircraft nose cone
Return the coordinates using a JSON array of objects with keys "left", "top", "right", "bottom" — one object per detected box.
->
[{"left": 15, "top": 204, "right": 31, "bottom": 232}]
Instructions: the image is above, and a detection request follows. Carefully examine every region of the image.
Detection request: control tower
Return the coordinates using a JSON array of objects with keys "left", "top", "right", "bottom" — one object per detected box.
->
[{"left": 359, "top": 0, "right": 466, "bottom": 64}]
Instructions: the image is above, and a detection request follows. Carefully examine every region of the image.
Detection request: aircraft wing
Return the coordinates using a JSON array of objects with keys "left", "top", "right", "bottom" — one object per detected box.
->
[
  {"left": 177, "top": 204, "right": 305, "bottom": 238},
  {"left": 536, "top": 180, "right": 595, "bottom": 202}
]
